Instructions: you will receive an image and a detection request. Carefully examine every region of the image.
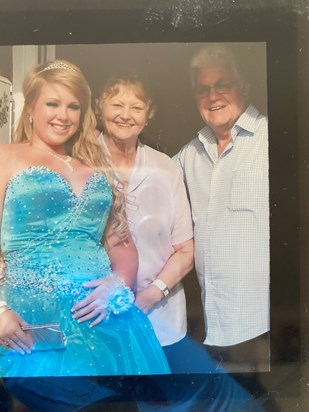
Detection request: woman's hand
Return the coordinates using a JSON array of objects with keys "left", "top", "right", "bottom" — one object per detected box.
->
[
  {"left": 135, "top": 285, "right": 164, "bottom": 314},
  {"left": 71, "top": 278, "right": 113, "bottom": 327},
  {"left": 0, "top": 310, "right": 33, "bottom": 354},
  {"left": 71, "top": 276, "right": 135, "bottom": 327}
]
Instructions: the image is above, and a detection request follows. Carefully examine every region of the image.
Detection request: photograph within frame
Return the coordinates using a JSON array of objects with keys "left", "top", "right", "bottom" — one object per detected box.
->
[{"left": 0, "top": 1, "right": 304, "bottom": 410}]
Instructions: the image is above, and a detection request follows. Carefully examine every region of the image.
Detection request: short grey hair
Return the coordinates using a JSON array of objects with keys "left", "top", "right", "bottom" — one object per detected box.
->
[{"left": 190, "top": 44, "right": 242, "bottom": 90}]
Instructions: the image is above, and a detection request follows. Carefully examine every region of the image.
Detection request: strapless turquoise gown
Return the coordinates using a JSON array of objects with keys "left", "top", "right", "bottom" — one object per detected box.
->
[{"left": 0, "top": 166, "right": 170, "bottom": 377}]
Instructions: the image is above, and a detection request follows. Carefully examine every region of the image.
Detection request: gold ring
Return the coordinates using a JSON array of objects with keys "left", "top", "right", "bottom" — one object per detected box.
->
[{"left": 4, "top": 338, "right": 12, "bottom": 346}]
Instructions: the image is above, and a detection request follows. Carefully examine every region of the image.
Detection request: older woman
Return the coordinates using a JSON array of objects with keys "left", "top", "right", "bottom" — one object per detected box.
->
[{"left": 97, "top": 74, "right": 197, "bottom": 372}]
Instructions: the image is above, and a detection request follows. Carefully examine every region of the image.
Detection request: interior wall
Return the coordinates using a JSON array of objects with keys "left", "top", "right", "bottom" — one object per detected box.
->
[{"left": 0, "top": 46, "right": 12, "bottom": 80}]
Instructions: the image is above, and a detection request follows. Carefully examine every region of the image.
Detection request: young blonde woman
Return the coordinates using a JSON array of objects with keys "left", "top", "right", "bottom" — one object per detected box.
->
[{"left": 0, "top": 60, "right": 169, "bottom": 378}]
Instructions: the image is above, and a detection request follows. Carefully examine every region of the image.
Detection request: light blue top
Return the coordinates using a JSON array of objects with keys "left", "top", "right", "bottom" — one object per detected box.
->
[{"left": 174, "top": 105, "right": 269, "bottom": 346}]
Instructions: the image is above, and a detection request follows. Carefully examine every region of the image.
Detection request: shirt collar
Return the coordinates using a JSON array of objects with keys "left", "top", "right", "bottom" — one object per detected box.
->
[
  {"left": 234, "top": 104, "right": 259, "bottom": 136},
  {"left": 198, "top": 104, "right": 259, "bottom": 145}
]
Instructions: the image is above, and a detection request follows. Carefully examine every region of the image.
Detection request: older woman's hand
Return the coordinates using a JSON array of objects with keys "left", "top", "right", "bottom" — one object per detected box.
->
[
  {"left": 0, "top": 310, "right": 33, "bottom": 354},
  {"left": 135, "top": 285, "right": 164, "bottom": 314}
]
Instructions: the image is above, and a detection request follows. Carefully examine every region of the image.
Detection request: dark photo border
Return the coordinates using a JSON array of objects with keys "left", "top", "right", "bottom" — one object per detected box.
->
[{"left": 0, "top": 1, "right": 306, "bottom": 410}]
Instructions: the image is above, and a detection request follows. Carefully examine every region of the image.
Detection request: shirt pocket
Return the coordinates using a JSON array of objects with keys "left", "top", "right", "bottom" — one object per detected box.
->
[{"left": 228, "top": 169, "right": 268, "bottom": 212}]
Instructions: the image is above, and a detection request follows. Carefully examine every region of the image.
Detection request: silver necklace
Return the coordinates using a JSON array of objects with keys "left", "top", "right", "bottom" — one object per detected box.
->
[{"left": 34, "top": 144, "right": 74, "bottom": 171}]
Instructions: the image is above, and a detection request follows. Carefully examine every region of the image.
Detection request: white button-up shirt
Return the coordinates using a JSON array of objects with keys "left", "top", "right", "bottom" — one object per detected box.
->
[
  {"left": 174, "top": 105, "right": 269, "bottom": 346},
  {"left": 99, "top": 135, "right": 193, "bottom": 346}
]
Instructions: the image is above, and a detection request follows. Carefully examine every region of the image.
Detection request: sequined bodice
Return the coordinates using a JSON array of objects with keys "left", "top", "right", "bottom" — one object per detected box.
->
[{"left": 1, "top": 166, "right": 113, "bottom": 297}]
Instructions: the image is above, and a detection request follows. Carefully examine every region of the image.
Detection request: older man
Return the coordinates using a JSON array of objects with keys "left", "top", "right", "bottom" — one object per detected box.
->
[{"left": 174, "top": 44, "right": 270, "bottom": 372}]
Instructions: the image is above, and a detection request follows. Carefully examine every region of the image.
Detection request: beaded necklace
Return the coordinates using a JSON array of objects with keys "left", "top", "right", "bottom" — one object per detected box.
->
[{"left": 33, "top": 144, "right": 74, "bottom": 172}]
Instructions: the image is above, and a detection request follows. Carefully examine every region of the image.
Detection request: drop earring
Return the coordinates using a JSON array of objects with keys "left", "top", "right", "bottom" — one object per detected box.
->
[{"left": 29, "top": 115, "right": 33, "bottom": 125}]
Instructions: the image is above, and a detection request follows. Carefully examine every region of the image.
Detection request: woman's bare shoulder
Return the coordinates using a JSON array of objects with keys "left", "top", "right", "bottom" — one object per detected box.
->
[
  {"left": 0, "top": 143, "right": 30, "bottom": 178},
  {"left": 0, "top": 142, "right": 28, "bottom": 156}
]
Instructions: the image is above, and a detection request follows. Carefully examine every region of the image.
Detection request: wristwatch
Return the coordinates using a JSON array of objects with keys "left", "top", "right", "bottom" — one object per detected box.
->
[{"left": 151, "top": 279, "right": 170, "bottom": 299}]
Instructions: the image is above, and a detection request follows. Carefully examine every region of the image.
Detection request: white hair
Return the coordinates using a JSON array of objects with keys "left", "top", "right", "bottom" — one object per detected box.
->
[{"left": 190, "top": 44, "right": 242, "bottom": 90}]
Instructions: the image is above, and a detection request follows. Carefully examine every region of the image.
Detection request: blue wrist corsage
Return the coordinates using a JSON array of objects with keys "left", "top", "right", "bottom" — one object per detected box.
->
[{"left": 106, "top": 276, "right": 135, "bottom": 319}]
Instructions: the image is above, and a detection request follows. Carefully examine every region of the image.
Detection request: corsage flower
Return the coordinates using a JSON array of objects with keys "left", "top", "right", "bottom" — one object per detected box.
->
[{"left": 106, "top": 276, "right": 135, "bottom": 318}]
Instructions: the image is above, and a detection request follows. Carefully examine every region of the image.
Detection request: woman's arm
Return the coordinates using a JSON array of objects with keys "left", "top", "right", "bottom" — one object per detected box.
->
[
  {"left": 0, "top": 309, "right": 33, "bottom": 354},
  {"left": 135, "top": 238, "right": 194, "bottom": 314},
  {"left": 104, "top": 219, "right": 138, "bottom": 287},
  {"left": 71, "top": 216, "right": 138, "bottom": 326},
  {"left": 0, "top": 144, "right": 13, "bottom": 228},
  {"left": 0, "top": 145, "right": 33, "bottom": 353}
]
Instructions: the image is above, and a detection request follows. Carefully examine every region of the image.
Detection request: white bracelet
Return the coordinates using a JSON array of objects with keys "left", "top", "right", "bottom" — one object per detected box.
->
[{"left": 151, "top": 279, "right": 170, "bottom": 299}]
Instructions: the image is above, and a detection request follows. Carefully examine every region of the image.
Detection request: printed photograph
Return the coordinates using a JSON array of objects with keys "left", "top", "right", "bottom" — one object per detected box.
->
[{"left": 0, "top": 42, "right": 269, "bottom": 379}]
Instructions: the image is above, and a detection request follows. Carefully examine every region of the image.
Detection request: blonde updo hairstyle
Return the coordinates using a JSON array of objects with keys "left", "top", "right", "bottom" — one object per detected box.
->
[{"left": 15, "top": 60, "right": 128, "bottom": 241}]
